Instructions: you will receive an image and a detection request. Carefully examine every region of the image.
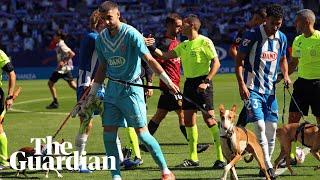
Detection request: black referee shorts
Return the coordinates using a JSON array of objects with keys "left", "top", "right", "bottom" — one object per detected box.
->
[
  {"left": 157, "top": 91, "right": 181, "bottom": 111},
  {"left": 182, "top": 75, "right": 213, "bottom": 111},
  {"left": 289, "top": 77, "right": 320, "bottom": 116},
  {"left": 49, "top": 71, "right": 74, "bottom": 83}
]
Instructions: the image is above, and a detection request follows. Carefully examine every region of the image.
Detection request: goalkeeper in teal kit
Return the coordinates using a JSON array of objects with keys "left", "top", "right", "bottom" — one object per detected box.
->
[{"left": 79, "top": 1, "right": 179, "bottom": 180}]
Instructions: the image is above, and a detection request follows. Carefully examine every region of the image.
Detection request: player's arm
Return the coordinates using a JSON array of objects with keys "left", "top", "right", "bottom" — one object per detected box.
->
[
  {"left": 279, "top": 56, "right": 291, "bottom": 85},
  {"left": 143, "top": 53, "right": 178, "bottom": 94},
  {"left": 288, "top": 57, "right": 299, "bottom": 75},
  {"left": 2, "top": 62, "right": 16, "bottom": 109},
  {"left": 145, "top": 37, "right": 178, "bottom": 60},
  {"left": 229, "top": 44, "right": 238, "bottom": 59}
]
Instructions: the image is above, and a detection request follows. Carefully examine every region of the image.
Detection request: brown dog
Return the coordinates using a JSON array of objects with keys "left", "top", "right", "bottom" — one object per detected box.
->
[
  {"left": 219, "top": 104, "right": 270, "bottom": 180},
  {"left": 274, "top": 122, "right": 320, "bottom": 175},
  {"left": 15, "top": 141, "right": 64, "bottom": 178}
]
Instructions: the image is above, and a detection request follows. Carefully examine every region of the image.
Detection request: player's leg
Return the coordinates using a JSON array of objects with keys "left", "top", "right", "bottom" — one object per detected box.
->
[
  {"left": 126, "top": 127, "right": 143, "bottom": 165},
  {"left": 46, "top": 71, "right": 60, "bottom": 109},
  {"left": 102, "top": 102, "right": 125, "bottom": 179},
  {"left": 64, "top": 71, "right": 77, "bottom": 90},
  {"left": 287, "top": 78, "right": 308, "bottom": 164},
  {"left": 236, "top": 105, "right": 248, "bottom": 127},
  {"left": 148, "top": 108, "right": 169, "bottom": 135},
  {"left": 311, "top": 79, "right": 320, "bottom": 124},
  {"left": 122, "top": 87, "right": 174, "bottom": 178},
  {"left": 0, "top": 89, "right": 9, "bottom": 169},
  {"left": 265, "top": 94, "right": 278, "bottom": 159}
]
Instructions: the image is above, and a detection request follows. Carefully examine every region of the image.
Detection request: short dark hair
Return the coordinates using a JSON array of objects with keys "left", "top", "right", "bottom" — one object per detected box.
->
[
  {"left": 254, "top": 7, "right": 267, "bottom": 18},
  {"left": 55, "top": 29, "right": 66, "bottom": 40},
  {"left": 266, "top": 4, "right": 284, "bottom": 19},
  {"left": 186, "top": 14, "right": 201, "bottom": 31},
  {"left": 99, "top": 1, "right": 118, "bottom": 13},
  {"left": 165, "top": 13, "right": 182, "bottom": 26}
]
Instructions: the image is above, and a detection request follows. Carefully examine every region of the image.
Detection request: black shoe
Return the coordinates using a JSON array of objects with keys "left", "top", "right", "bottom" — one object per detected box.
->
[
  {"left": 176, "top": 159, "right": 199, "bottom": 168},
  {"left": 139, "top": 144, "right": 149, "bottom": 152},
  {"left": 46, "top": 101, "right": 59, "bottom": 109},
  {"left": 267, "top": 168, "right": 277, "bottom": 180},
  {"left": 122, "top": 147, "right": 132, "bottom": 160},
  {"left": 197, "top": 144, "right": 210, "bottom": 153},
  {"left": 278, "top": 157, "right": 297, "bottom": 168},
  {"left": 258, "top": 169, "right": 265, "bottom": 177},
  {"left": 212, "top": 160, "right": 225, "bottom": 169}
]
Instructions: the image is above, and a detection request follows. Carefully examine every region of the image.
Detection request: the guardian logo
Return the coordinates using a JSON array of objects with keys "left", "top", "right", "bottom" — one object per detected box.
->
[{"left": 9, "top": 136, "right": 116, "bottom": 171}]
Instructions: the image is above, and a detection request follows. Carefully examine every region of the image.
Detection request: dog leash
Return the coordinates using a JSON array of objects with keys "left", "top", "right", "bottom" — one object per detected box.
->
[
  {"left": 108, "top": 77, "right": 214, "bottom": 118},
  {"left": 284, "top": 84, "right": 308, "bottom": 123}
]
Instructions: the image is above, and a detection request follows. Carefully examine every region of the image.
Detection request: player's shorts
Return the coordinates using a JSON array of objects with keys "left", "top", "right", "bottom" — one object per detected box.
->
[
  {"left": 0, "top": 88, "right": 4, "bottom": 124},
  {"left": 157, "top": 91, "right": 181, "bottom": 111},
  {"left": 49, "top": 71, "right": 74, "bottom": 83},
  {"left": 182, "top": 75, "right": 213, "bottom": 111},
  {"left": 102, "top": 79, "right": 147, "bottom": 128},
  {"left": 246, "top": 90, "right": 278, "bottom": 122},
  {"left": 289, "top": 77, "right": 320, "bottom": 116}
]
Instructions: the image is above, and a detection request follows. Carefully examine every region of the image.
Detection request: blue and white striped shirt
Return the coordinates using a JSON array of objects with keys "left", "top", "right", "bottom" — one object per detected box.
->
[
  {"left": 77, "top": 32, "right": 99, "bottom": 87},
  {"left": 239, "top": 25, "right": 287, "bottom": 95}
]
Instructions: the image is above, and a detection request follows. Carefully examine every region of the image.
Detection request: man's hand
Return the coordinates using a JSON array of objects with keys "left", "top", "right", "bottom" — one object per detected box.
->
[
  {"left": 144, "top": 34, "right": 155, "bottom": 46},
  {"left": 283, "top": 76, "right": 292, "bottom": 89},
  {"left": 145, "top": 89, "right": 153, "bottom": 98},
  {"left": 167, "top": 83, "right": 179, "bottom": 95},
  {"left": 197, "top": 83, "right": 209, "bottom": 93},
  {"left": 239, "top": 83, "right": 250, "bottom": 100},
  {"left": 78, "top": 94, "right": 97, "bottom": 119},
  {"left": 5, "top": 98, "right": 13, "bottom": 110}
]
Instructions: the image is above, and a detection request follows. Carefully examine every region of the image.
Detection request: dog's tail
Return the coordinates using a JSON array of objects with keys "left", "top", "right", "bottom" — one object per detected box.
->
[{"left": 244, "top": 153, "right": 254, "bottom": 163}]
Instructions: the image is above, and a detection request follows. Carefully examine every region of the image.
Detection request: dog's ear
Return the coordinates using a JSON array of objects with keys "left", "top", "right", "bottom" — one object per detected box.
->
[
  {"left": 231, "top": 104, "right": 237, "bottom": 113},
  {"left": 219, "top": 104, "right": 225, "bottom": 115}
]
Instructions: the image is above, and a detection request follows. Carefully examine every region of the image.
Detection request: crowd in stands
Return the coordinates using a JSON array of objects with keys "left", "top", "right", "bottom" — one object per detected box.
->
[{"left": 0, "top": 0, "right": 318, "bottom": 56}]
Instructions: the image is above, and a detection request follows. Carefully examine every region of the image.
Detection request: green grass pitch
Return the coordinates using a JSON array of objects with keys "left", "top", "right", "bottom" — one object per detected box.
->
[{"left": 0, "top": 73, "right": 318, "bottom": 179}]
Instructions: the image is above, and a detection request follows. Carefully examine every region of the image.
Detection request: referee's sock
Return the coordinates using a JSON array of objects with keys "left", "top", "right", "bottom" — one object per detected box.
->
[
  {"left": 148, "top": 120, "right": 159, "bottom": 135},
  {"left": 210, "top": 125, "right": 224, "bottom": 162},
  {"left": 127, "top": 127, "right": 142, "bottom": 159},
  {"left": 186, "top": 125, "right": 198, "bottom": 162},
  {"left": 0, "top": 132, "right": 8, "bottom": 166}
]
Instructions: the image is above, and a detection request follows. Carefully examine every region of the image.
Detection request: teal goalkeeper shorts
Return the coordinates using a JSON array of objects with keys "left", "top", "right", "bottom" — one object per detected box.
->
[{"left": 102, "top": 80, "right": 147, "bottom": 128}]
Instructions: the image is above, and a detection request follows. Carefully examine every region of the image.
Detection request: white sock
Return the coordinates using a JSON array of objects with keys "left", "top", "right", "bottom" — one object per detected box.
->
[
  {"left": 116, "top": 136, "right": 124, "bottom": 163},
  {"left": 75, "top": 133, "right": 88, "bottom": 165},
  {"left": 265, "top": 121, "right": 277, "bottom": 158},
  {"left": 253, "top": 120, "right": 272, "bottom": 169}
]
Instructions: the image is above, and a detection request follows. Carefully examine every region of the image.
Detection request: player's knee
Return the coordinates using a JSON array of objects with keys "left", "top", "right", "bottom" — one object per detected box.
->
[{"left": 48, "top": 81, "right": 54, "bottom": 87}]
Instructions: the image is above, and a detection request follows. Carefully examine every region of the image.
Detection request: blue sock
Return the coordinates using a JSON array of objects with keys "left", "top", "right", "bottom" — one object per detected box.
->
[
  {"left": 138, "top": 131, "right": 168, "bottom": 170},
  {"left": 103, "top": 132, "right": 120, "bottom": 178}
]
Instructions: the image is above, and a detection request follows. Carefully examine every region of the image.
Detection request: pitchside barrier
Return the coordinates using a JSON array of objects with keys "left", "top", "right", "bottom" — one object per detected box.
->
[{"left": 3, "top": 43, "right": 284, "bottom": 80}]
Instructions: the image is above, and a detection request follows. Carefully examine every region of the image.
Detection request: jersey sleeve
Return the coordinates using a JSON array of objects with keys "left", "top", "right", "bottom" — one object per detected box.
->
[
  {"left": 173, "top": 42, "right": 183, "bottom": 57},
  {"left": 59, "top": 41, "right": 71, "bottom": 53},
  {"left": 129, "top": 28, "right": 150, "bottom": 57},
  {"left": 79, "top": 35, "right": 95, "bottom": 71},
  {"left": 291, "top": 36, "right": 300, "bottom": 58},
  {"left": 203, "top": 38, "right": 218, "bottom": 60},
  {"left": 0, "top": 50, "right": 10, "bottom": 68},
  {"left": 232, "top": 28, "right": 244, "bottom": 46},
  {"left": 281, "top": 34, "right": 287, "bottom": 58},
  {"left": 238, "top": 30, "right": 256, "bottom": 54}
]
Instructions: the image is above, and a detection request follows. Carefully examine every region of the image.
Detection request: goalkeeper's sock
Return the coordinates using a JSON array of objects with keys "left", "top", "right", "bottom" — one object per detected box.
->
[
  {"left": 210, "top": 125, "right": 224, "bottom": 162},
  {"left": 179, "top": 125, "right": 188, "bottom": 140},
  {"left": 0, "top": 132, "right": 9, "bottom": 166},
  {"left": 137, "top": 131, "right": 168, "bottom": 171},
  {"left": 148, "top": 120, "right": 159, "bottom": 135},
  {"left": 103, "top": 132, "right": 121, "bottom": 178},
  {"left": 75, "top": 133, "right": 88, "bottom": 165},
  {"left": 127, "top": 127, "right": 141, "bottom": 159},
  {"left": 186, "top": 125, "right": 198, "bottom": 162}
]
